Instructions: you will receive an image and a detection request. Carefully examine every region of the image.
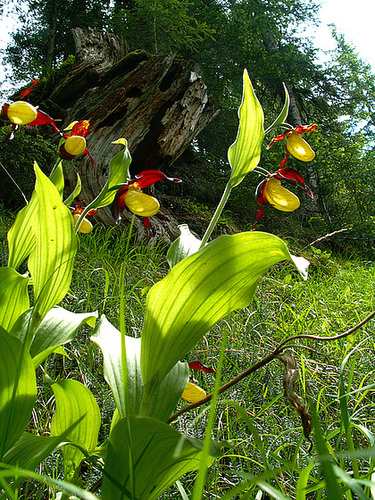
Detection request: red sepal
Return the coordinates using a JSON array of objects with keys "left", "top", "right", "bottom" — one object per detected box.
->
[
  {"left": 143, "top": 217, "right": 151, "bottom": 229},
  {"left": 274, "top": 168, "right": 313, "bottom": 198},
  {"left": 1, "top": 103, "right": 10, "bottom": 121},
  {"left": 111, "top": 185, "right": 129, "bottom": 222},
  {"left": 189, "top": 361, "right": 216, "bottom": 374},
  {"left": 267, "top": 130, "right": 291, "bottom": 149},
  {"left": 84, "top": 148, "right": 95, "bottom": 169},
  {"left": 71, "top": 120, "right": 90, "bottom": 137},
  {"left": 134, "top": 170, "right": 182, "bottom": 188},
  {"left": 255, "top": 179, "right": 268, "bottom": 205},
  {"left": 279, "top": 151, "right": 290, "bottom": 169},
  {"left": 294, "top": 124, "right": 317, "bottom": 134},
  {"left": 29, "top": 110, "right": 60, "bottom": 134},
  {"left": 20, "top": 78, "right": 39, "bottom": 98}
]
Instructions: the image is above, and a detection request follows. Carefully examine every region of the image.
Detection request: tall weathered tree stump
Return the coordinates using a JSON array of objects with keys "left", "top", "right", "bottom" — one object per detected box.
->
[{"left": 30, "top": 28, "right": 218, "bottom": 239}]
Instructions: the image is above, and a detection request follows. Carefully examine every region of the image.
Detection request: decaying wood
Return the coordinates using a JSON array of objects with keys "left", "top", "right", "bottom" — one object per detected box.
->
[
  {"left": 29, "top": 28, "right": 218, "bottom": 237},
  {"left": 277, "top": 352, "right": 312, "bottom": 450}
]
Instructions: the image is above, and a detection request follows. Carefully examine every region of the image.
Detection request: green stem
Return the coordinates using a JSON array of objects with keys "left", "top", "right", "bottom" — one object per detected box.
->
[
  {"left": 200, "top": 183, "right": 232, "bottom": 248},
  {"left": 125, "top": 214, "right": 136, "bottom": 256},
  {"left": 191, "top": 326, "right": 230, "bottom": 500},
  {"left": 118, "top": 239, "right": 136, "bottom": 500},
  {"left": 73, "top": 203, "right": 95, "bottom": 234}
]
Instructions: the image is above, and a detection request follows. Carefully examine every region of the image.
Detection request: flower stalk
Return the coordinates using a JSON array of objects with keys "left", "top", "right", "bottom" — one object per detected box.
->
[{"left": 199, "top": 183, "right": 233, "bottom": 248}]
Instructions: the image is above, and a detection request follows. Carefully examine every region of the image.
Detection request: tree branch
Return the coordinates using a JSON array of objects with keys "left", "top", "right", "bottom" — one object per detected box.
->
[{"left": 167, "top": 310, "right": 375, "bottom": 423}]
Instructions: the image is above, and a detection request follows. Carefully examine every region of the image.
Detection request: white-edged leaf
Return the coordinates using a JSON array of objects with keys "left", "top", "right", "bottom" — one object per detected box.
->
[
  {"left": 64, "top": 173, "right": 82, "bottom": 207},
  {"left": 167, "top": 224, "right": 202, "bottom": 268},
  {"left": 89, "top": 139, "right": 131, "bottom": 210},
  {"left": 91, "top": 316, "right": 189, "bottom": 421},
  {"left": 265, "top": 83, "right": 290, "bottom": 133},
  {"left": 49, "top": 162, "right": 64, "bottom": 196}
]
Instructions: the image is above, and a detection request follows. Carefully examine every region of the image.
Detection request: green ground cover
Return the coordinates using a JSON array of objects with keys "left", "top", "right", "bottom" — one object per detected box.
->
[{"left": 24, "top": 221, "right": 375, "bottom": 499}]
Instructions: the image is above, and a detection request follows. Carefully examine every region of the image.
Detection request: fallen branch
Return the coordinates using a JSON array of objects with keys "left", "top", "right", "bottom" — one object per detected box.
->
[{"left": 167, "top": 310, "right": 375, "bottom": 423}]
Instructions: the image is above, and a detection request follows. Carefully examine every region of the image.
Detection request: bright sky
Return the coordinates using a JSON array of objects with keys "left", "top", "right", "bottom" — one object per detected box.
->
[{"left": 310, "top": 0, "right": 375, "bottom": 69}]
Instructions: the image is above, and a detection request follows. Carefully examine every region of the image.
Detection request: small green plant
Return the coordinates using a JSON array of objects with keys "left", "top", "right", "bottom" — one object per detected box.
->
[{"left": 0, "top": 71, "right": 374, "bottom": 500}]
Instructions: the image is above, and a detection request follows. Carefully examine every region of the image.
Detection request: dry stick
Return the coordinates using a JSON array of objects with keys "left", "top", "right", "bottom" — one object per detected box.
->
[
  {"left": 299, "top": 227, "right": 350, "bottom": 252},
  {"left": 0, "top": 162, "right": 28, "bottom": 204},
  {"left": 167, "top": 310, "right": 375, "bottom": 423}
]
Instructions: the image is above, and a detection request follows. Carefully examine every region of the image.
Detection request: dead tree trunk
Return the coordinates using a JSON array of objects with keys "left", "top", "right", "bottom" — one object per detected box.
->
[{"left": 32, "top": 28, "right": 218, "bottom": 240}]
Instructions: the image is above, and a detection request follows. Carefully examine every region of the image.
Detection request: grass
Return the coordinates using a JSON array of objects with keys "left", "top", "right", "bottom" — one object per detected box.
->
[{"left": 1, "top": 210, "right": 375, "bottom": 499}]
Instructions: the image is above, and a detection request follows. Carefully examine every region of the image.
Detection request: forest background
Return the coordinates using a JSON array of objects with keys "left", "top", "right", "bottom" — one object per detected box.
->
[
  {"left": 0, "top": 0, "right": 374, "bottom": 251},
  {"left": 0, "top": 1, "right": 375, "bottom": 498}
]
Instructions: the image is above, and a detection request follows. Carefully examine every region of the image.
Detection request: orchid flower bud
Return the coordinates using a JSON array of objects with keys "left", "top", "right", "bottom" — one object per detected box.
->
[{"left": 7, "top": 101, "right": 38, "bottom": 125}]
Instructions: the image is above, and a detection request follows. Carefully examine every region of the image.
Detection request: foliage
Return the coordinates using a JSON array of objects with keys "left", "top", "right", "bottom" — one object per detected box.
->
[
  {"left": 3, "top": 0, "right": 375, "bottom": 240},
  {"left": 0, "top": 127, "right": 56, "bottom": 210},
  {"left": 0, "top": 69, "right": 321, "bottom": 499},
  {"left": 3, "top": 0, "right": 111, "bottom": 79},
  {"left": 112, "top": 0, "right": 214, "bottom": 55},
  {"left": 1, "top": 6, "right": 375, "bottom": 494}
]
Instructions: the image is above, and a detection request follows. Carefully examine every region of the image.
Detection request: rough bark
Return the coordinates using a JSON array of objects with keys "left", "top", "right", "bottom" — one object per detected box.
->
[{"left": 31, "top": 28, "right": 218, "bottom": 237}]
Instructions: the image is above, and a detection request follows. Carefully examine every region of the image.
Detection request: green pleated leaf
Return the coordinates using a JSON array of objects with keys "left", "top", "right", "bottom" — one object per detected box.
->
[
  {"left": 7, "top": 192, "right": 37, "bottom": 270},
  {"left": 91, "top": 316, "right": 189, "bottom": 421},
  {"left": 0, "top": 327, "right": 37, "bottom": 459},
  {"left": 64, "top": 173, "right": 82, "bottom": 206},
  {"left": 28, "top": 163, "right": 78, "bottom": 329},
  {"left": 141, "top": 232, "right": 308, "bottom": 407},
  {"left": 90, "top": 139, "right": 131, "bottom": 210},
  {"left": 102, "top": 416, "right": 221, "bottom": 500},
  {"left": 3, "top": 432, "right": 68, "bottom": 469},
  {"left": 51, "top": 379, "right": 101, "bottom": 481},
  {"left": 0, "top": 268, "right": 29, "bottom": 332},
  {"left": 167, "top": 224, "right": 202, "bottom": 268},
  {"left": 91, "top": 315, "right": 143, "bottom": 418},
  {"left": 49, "top": 162, "right": 64, "bottom": 196},
  {"left": 228, "top": 69, "right": 264, "bottom": 187},
  {"left": 148, "top": 361, "right": 189, "bottom": 422},
  {"left": 27, "top": 307, "right": 97, "bottom": 365}
]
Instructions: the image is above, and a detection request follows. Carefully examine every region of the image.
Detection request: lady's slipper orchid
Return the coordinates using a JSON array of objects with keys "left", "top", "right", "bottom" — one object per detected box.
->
[
  {"left": 72, "top": 204, "right": 97, "bottom": 234},
  {"left": 286, "top": 130, "right": 315, "bottom": 162},
  {"left": 6, "top": 101, "right": 37, "bottom": 125},
  {"left": 254, "top": 167, "right": 313, "bottom": 228},
  {"left": 59, "top": 120, "right": 94, "bottom": 167},
  {"left": 111, "top": 170, "right": 182, "bottom": 222},
  {"left": 268, "top": 124, "right": 317, "bottom": 165},
  {"left": 181, "top": 381, "right": 206, "bottom": 404},
  {"left": 0, "top": 79, "right": 60, "bottom": 140}
]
